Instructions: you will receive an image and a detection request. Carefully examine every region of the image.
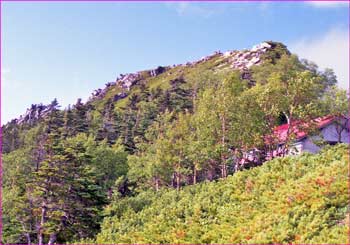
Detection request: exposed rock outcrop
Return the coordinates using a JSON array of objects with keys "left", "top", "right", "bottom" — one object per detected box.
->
[
  {"left": 17, "top": 103, "right": 53, "bottom": 125},
  {"left": 12, "top": 41, "right": 289, "bottom": 123},
  {"left": 116, "top": 73, "right": 141, "bottom": 91},
  {"left": 149, "top": 66, "right": 167, "bottom": 77},
  {"left": 173, "top": 41, "right": 273, "bottom": 71},
  {"left": 109, "top": 42, "right": 275, "bottom": 101},
  {"left": 227, "top": 42, "right": 272, "bottom": 70}
]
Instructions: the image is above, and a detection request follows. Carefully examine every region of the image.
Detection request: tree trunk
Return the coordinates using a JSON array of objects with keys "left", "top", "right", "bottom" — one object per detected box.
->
[
  {"left": 207, "top": 159, "right": 216, "bottom": 181},
  {"left": 193, "top": 167, "right": 197, "bottom": 185},
  {"left": 221, "top": 115, "right": 227, "bottom": 178},
  {"left": 38, "top": 203, "right": 47, "bottom": 245},
  {"left": 335, "top": 121, "right": 344, "bottom": 143},
  {"left": 282, "top": 112, "right": 292, "bottom": 157},
  {"left": 338, "top": 128, "right": 342, "bottom": 143},
  {"left": 48, "top": 233, "right": 57, "bottom": 245},
  {"left": 176, "top": 172, "right": 181, "bottom": 191},
  {"left": 172, "top": 173, "right": 176, "bottom": 188},
  {"left": 20, "top": 222, "right": 31, "bottom": 245},
  {"left": 221, "top": 154, "right": 227, "bottom": 178},
  {"left": 132, "top": 108, "right": 141, "bottom": 139},
  {"left": 24, "top": 232, "right": 31, "bottom": 245},
  {"left": 155, "top": 177, "right": 159, "bottom": 192}
]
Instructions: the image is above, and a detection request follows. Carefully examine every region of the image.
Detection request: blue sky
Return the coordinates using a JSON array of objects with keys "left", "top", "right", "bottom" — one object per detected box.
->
[{"left": 2, "top": 1, "right": 349, "bottom": 124}]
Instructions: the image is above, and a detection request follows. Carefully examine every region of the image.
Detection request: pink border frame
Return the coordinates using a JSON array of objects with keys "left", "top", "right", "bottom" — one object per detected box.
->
[
  {"left": 0, "top": 0, "right": 349, "bottom": 244},
  {"left": 0, "top": 0, "right": 349, "bottom": 2}
]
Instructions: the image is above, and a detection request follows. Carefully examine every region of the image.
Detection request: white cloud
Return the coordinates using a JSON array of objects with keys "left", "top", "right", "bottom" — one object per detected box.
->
[
  {"left": 306, "top": 1, "right": 349, "bottom": 8},
  {"left": 289, "top": 28, "right": 349, "bottom": 90},
  {"left": 171, "top": 2, "right": 191, "bottom": 15},
  {"left": 165, "top": 2, "right": 217, "bottom": 18},
  {"left": 166, "top": 2, "right": 275, "bottom": 18}
]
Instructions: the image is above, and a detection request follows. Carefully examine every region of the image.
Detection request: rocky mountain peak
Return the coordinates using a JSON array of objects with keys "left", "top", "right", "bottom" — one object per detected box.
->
[
  {"left": 15, "top": 103, "right": 52, "bottom": 125},
  {"left": 113, "top": 41, "right": 277, "bottom": 92},
  {"left": 224, "top": 41, "right": 273, "bottom": 70},
  {"left": 8, "top": 41, "right": 288, "bottom": 126}
]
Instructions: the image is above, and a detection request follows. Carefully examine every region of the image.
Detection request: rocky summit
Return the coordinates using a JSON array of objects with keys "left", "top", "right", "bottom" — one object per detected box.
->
[
  {"left": 113, "top": 41, "right": 278, "bottom": 92},
  {"left": 11, "top": 41, "right": 286, "bottom": 126}
]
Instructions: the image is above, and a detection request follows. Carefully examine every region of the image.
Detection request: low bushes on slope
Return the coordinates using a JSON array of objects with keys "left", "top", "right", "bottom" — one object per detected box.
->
[{"left": 95, "top": 144, "right": 349, "bottom": 244}]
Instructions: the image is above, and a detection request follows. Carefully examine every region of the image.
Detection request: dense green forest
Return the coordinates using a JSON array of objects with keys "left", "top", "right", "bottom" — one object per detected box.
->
[{"left": 2, "top": 42, "right": 349, "bottom": 244}]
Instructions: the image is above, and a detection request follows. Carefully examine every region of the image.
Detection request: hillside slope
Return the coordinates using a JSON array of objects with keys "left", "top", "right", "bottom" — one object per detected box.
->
[
  {"left": 2, "top": 41, "right": 288, "bottom": 140},
  {"left": 95, "top": 145, "right": 349, "bottom": 244},
  {"left": 2, "top": 40, "right": 348, "bottom": 244}
]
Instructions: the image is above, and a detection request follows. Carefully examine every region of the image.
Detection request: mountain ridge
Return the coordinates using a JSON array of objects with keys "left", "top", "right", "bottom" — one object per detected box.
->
[{"left": 7, "top": 41, "right": 288, "bottom": 126}]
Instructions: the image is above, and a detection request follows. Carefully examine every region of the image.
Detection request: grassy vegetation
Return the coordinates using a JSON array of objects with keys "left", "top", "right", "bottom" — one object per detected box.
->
[
  {"left": 95, "top": 144, "right": 349, "bottom": 244},
  {"left": 4, "top": 41, "right": 347, "bottom": 244},
  {"left": 91, "top": 53, "right": 228, "bottom": 110}
]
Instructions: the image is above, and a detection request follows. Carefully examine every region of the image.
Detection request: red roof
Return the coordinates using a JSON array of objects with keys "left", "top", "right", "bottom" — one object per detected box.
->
[{"left": 272, "top": 115, "right": 337, "bottom": 144}]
